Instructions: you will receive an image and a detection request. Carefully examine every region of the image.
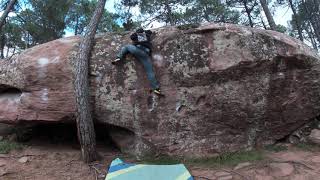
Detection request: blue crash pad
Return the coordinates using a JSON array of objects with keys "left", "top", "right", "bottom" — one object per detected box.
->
[{"left": 105, "top": 158, "right": 193, "bottom": 180}]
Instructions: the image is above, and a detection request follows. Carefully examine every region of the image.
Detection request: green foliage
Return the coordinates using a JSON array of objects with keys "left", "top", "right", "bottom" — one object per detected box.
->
[
  {"left": 0, "top": 0, "right": 74, "bottom": 51},
  {"left": 226, "top": 0, "right": 262, "bottom": 27},
  {"left": 281, "top": 0, "right": 320, "bottom": 50},
  {"left": 66, "top": 0, "right": 122, "bottom": 34},
  {"left": 0, "top": 0, "right": 122, "bottom": 57},
  {"left": 0, "top": 140, "right": 23, "bottom": 154},
  {"left": 0, "top": 20, "right": 25, "bottom": 57},
  {"left": 66, "top": 0, "right": 96, "bottom": 35},
  {"left": 0, "top": 0, "right": 19, "bottom": 12},
  {"left": 264, "top": 144, "right": 288, "bottom": 152},
  {"left": 182, "top": 0, "right": 240, "bottom": 24},
  {"left": 298, "top": 0, "right": 320, "bottom": 49},
  {"left": 1, "top": 0, "right": 319, "bottom": 56},
  {"left": 20, "top": 0, "right": 73, "bottom": 44},
  {"left": 141, "top": 155, "right": 181, "bottom": 165},
  {"left": 139, "top": 0, "right": 191, "bottom": 26},
  {"left": 141, "top": 150, "right": 264, "bottom": 167},
  {"left": 3, "top": 23, "right": 24, "bottom": 48},
  {"left": 294, "top": 143, "right": 320, "bottom": 151},
  {"left": 186, "top": 150, "right": 264, "bottom": 167},
  {"left": 138, "top": 0, "right": 240, "bottom": 26},
  {"left": 276, "top": 25, "right": 287, "bottom": 33},
  {"left": 114, "top": 0, "right": 141, "bottom": 31},
  {"left": 98, "top": 11, "right": 123, "bottom": 33}
]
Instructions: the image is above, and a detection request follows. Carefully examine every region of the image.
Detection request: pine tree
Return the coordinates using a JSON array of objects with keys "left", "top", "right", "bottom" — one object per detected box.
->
[
  {"left": 66, "top": 0, "right": 97, "bottom": 35},
  {"left": 114, "top": 0, "right": 140, "bottom": 31},
  {"left": 259, "top": 0, "right": 276, "bottom": 30},
  {"left": 139, "top": 0, "right": 191, "bottom": 26},
  {"left": 0, "top": 0, "right": 17, "bottom": 31},
  {"left": 182, "top": 0, "right": 240, "bottom": 24},
  {"left": 15, "top": 0, "right": 72, "bottom": 45},
  {"left": 73, "top": 0, "right": 106, "bottom": 163},
  {"left": 226, "top": 0, "right": 260, "bottom": 27},
  {"left": 287, "top": 0, "right": 304, "bottom": 41},
  {"left": 0, "top": 0, "right": 17, "bottom": 58}
]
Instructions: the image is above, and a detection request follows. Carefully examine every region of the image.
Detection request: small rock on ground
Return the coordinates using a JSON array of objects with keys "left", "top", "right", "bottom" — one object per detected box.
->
[
  {"left": 191, "top": 170, "right": 216, "bottom": 180},
  {"left": 308, "top": 129, "right": 320, "bottom": 144},
  {"left": 217, "top": 175, "right": 233, "bottom": 180},
  {"left": 269, "top": 163, "right": 294, "bottom": 177},
  {"left": 311, "top": 156, "right": 320, "bottom": 163},
  {"left": 0, "top": 159, "right": 6, "bottom": 167},
  {"left": 254, "top": 175, "right": 274, "bottom": 180},
  {"left": 215, "top": 171, "right": 231, "bottom": 177},
  {"left": 18, "top": 157, "right": 28, "bottom": 163},
  {"left": 234, "top": 162, "right": 252, "bottom": 170},
  {"left": 0, "top": 168, "right": 8, "bottom": 176},
  {"left": 291, "top": 174, "right": 308, "bottom": 180}
]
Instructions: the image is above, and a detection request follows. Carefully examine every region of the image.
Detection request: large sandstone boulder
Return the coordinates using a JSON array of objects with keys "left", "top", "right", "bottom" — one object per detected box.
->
[{"left": 1, "top": 23, "right": 320, "bottom": 157}]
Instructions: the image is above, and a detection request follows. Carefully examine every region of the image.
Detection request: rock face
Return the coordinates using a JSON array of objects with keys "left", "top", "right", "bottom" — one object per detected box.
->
[
  {"left": 1, "top": 23, "right": 320, "bottom": 157},
  {"left": 0, "top": 37, "right": 77, "bottom": 123},
  {"left": 308, "top": 129, "right": 320, "bottom": 145}
]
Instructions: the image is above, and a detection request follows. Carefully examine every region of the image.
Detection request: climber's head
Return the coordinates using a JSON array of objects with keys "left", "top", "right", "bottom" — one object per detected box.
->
[{"left": 136, "top": 28, "right": 144, "bottom": 33}]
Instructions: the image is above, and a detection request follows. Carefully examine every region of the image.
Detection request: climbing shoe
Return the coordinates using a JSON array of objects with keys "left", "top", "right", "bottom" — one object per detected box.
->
[
  {"left": 111, "top": 58, "right": 121, "bottom": 65},
  {"left": 153, "top": 88, "right": 163, "bottom": 96}
]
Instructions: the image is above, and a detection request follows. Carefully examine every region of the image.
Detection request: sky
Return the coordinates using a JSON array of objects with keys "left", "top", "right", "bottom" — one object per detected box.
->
[
  {"left": 272, "top": 5, "right": 293, "bottom": 28},
  {"left": 1, "top": 0, "right": 293, "bottom": 33},
  {"left": 105, "top": 0, "right": 117, "bottom": 13},
  {"left": 0, "top": 0, "right": 296, "bottom": 56},
  {"left": 104, "top": 0, "right": 293, "bottom": 29}
]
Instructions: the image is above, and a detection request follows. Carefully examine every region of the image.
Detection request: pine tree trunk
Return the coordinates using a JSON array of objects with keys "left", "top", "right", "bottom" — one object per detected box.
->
[
  {"left": 261, "top": 17, "right": 267, "bottom": 29},
  {"left": 288, "top": 0, "right": 304, "bottom": 41},
  {"left": 243, "top": 1, "right": 254, "bottom": 27},
  {"left": 5, "top": 44, "right": 10, "bottom": 58},
  {"left": 75, "top": 17, "right": 79, "bottom": 35},
  {"left": 302, "top": 0, "right": 320, "bottom": 42},
  {"left": 310, "top": 18, "right": 320, "bottom": 44},
  {"left": 0, "top": 0, "right": 17, "bottom": 31},
  {"left": 259, "top": 0, "right": 277, "bottom": 30},
  {"left": 0, "top": 34, "right": 5, "bottom": 59},
  {"left": 164, "top": 1, "right": 174, "bottom": 26},
  {"left": 306, "top": 24, "right": 318, "bottom": 50},
  {"left": 73, "top": 0, "right": 106, "bottom": 163}
]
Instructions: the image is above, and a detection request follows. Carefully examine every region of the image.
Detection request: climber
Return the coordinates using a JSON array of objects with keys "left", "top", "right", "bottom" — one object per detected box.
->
[{"left": 112, "top": 28, "right": 162, "bottom": 96}]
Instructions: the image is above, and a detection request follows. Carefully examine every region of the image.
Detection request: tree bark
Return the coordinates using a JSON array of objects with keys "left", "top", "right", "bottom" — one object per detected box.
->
[
  {"left": 75, "top": 17, "right": 79, "bottom": 35},
  {"left": 5, "top": 44, "right": 10, "bottom": 58},
  {"left": 304, "top": 1, "right": 320, "bottom": 44},
  {"left": 243, "top": 1, "right": 254, "bottom": 27},
  {"left": 305, "top": 24, "right": 318, "bottom": 50},
  {"left": 0, "top": 0, "right": 17, "bottom": 31},
  {"left": 288, "top": 0, "right": 304, "bottom": 41},
  {"left": 261, "top": 16, "right": 267, "bottom": 29},
  {"left": 73, "top": 0, "right": 106, "bottom": 163},
  {"left": 164, "top": 1, "right": 174, "bottom": 26},
  {"left": 9, "top": 46, "right": 15, "bottom": 59},
  {"left": 0, "top": 34, "right": 5, "bottom": 59},
  {"left": 259, "top": 0, "right": 277, "bottom": 30}
]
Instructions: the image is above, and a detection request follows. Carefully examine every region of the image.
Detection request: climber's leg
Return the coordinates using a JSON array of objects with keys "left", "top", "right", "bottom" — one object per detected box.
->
[
  {"left": 128, "top": 46, "right": 160, "bottom": 90},
  {"left": 112, "top": 44, "right": 133, "bottom": 64}
]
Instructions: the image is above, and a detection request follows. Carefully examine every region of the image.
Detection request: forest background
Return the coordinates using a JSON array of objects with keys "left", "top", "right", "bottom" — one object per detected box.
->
[{"left": 0, "top": 0, "right": 319, "bottom": 59}]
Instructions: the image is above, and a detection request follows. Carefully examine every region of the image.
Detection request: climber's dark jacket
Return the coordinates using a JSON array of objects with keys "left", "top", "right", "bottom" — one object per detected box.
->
[{"left": 130, "top": 28, "right": 153, "bottom": 51}]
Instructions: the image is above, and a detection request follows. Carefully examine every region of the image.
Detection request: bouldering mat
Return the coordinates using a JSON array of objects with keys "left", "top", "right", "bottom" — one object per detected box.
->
[{"left": 105, "top": 158, "right": 193, "bottom": 180}]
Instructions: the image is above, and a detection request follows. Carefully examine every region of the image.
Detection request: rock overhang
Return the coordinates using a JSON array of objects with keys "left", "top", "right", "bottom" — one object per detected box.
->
[{"left": 0, "top": 36, "right": 80, "bottom": 123}]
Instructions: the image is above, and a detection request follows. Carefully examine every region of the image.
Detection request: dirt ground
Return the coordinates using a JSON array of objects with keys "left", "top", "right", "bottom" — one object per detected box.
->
[
  {"left": 0, "top": 141, "right": 115, "bottom": 180},
  {"left": 191, "top": 148, "right": 320, "bottom": 180},
  {"left": 0, "top": 139, "right": 319, "bottom": 180}
]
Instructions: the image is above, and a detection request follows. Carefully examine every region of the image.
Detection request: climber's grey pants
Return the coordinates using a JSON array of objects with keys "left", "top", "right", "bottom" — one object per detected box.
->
[{"left": 117, "top": 44, "right": 160, "bottom": 90}]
